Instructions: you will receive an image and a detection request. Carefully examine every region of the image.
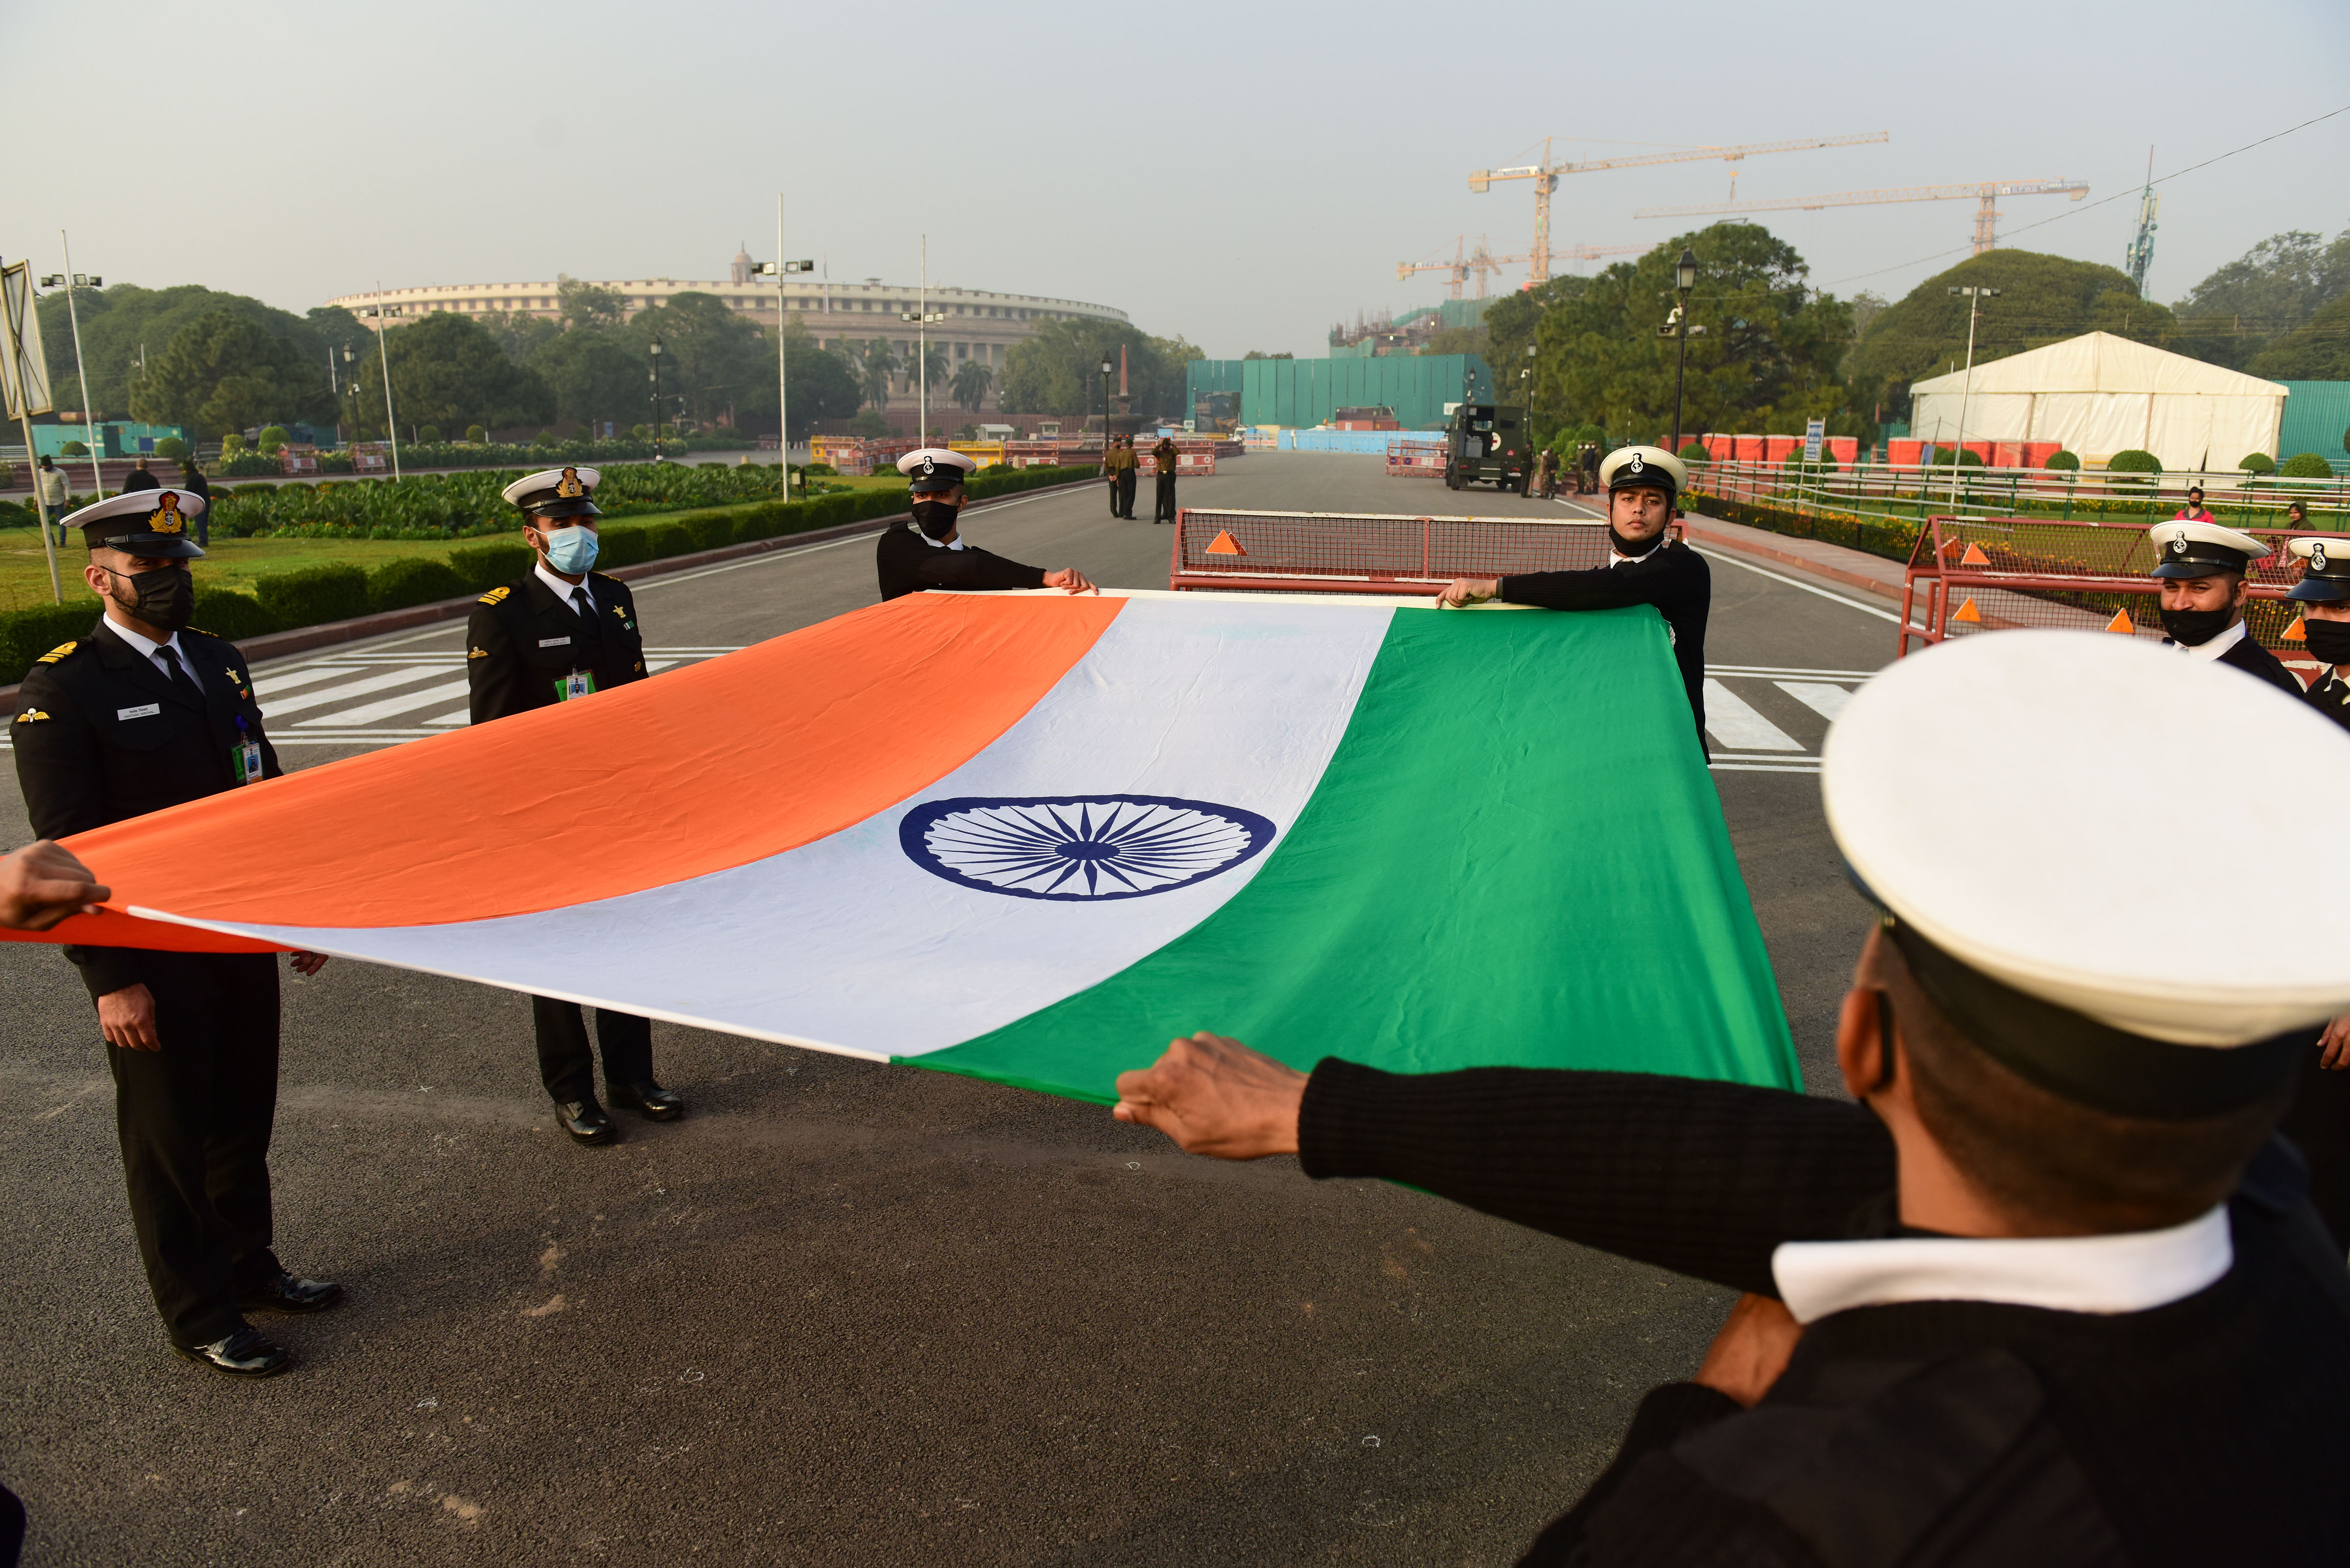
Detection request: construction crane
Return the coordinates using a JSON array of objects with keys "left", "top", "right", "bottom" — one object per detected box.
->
[
  {"left": 1397, "top": 238, "right": 1654, "bottom": 299},
  {"left": 1633, "top": 179, "right": 2091, "bottom": 254},
  {"left": 1469, "top": 132, "right": 1889, "bottom": 286}
]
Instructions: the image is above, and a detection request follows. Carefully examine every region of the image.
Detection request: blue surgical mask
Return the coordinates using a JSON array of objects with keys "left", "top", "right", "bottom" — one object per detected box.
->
[{"left": 540, "top": 525, "right": 599, "bottom": 575}]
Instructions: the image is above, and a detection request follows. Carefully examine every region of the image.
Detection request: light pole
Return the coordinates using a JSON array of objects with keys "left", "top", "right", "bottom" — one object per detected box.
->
[
  {"left": 1669, "top": 247, "right": 1697, "bottom": 452},
  {"left": 900, "top": 235, "right": 945, "bottom": 445},
  {"left": 41, "top": 243, "right": 103, "bottom": 495},
  {"left": 1946, "top": 285, "right": 2000, "bottom": 509},
  {"left": 1100, "top": 357, "right": 1114, "bottom": 446},
  {"left": 757, "top": 212, "right": 815, "bottom": 496},
  {"left": 648, "top": 337, "right": 665, "bottom": 456},
  {"left": 370, "top": 283, "right": 404, "bottom": 480}
]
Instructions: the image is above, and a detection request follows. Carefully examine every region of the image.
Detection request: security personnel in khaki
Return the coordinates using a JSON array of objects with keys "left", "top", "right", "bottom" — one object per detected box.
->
[
  {"left": 2144, "top": 518, "right": 2303, "bottom": 697},
  {"left": 11, "top": 490, "right": 339, "bottom": 1380},
  {"left": 467, "top": 466, "right": 681, "bottom": 1145}
]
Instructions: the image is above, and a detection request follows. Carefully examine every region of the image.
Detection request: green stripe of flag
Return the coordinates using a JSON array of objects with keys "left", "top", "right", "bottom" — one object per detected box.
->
[{"left": 909, "top": 606, "right": 1798, "bottom": 1103}]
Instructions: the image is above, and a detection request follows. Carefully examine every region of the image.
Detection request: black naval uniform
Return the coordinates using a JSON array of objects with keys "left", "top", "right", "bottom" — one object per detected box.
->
[
  {"left": 2183, "top": 624, "right": 2306, "bottom": 699},
  {"left": 1498, "top": 540, "right": 1712, "bottom": 737},
  {"left": 1298, "top": 1060, "right": 2350, "bottom": 1567},
  {"left": 2285, "top": 662, "right": 2350, "bottom": 1250},
  {"left": 875, "top": 521, "right": 1049, "bottom": 603},
  {"left": 11, "top": 619, "right": 291, "bottom": 1349},
  {"left": 465, "top": 568, "right": 654, "bottom": 1104}
]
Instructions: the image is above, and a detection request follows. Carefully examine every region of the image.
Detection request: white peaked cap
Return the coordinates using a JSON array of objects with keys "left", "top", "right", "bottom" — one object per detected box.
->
[{"left": 1823, "top": 631, "right": 2350, "bottom": 1048}]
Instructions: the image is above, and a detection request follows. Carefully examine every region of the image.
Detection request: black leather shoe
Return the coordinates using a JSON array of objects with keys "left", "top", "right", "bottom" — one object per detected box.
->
[
  {"left": 611, "top": 1079, "right": 683, "bottom": 1121},
  {"left": 172, "top": 1327, "right": 291, "bottom": 1378},
  {"left": 555, "top": 1099, "right": 617, "bottom": 1144},
  {"left": 238, "top": 1269, "right": 343, "bottom": 1315}
]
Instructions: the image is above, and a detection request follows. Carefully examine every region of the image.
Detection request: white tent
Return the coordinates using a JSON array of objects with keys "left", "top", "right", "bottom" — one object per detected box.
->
[{"left": 1909, "top": 331, "right": 2287, "bottom": 470}]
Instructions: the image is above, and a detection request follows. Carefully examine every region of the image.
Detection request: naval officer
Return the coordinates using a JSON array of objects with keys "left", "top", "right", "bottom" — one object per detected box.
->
[
  {"left": 466, "top": 466, "right": 682, "bottom": 1145},
  {"left": 11, "top": 490, "right": 339, "bottom": 1379},
  {"left": 2144, "top": 517, "right": 2303, "bottom": 697},
  {"left": 874, "top": 448, "right": 1097, "bottom": 603},
  {"left": 1113, "top": 630, "right": 2350, "bottom": 1565},
  {"left": 1436, "top": 445, "right": 1711, "bottom": 736}
]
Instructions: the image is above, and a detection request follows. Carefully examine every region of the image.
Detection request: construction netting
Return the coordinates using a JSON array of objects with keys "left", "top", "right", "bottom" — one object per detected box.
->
[
  {"left": 1169, "top": 508, "right": 1668, "bottom": 594},
  {"left": 1900, "top": 516, "right": 2324, "bottom": 682}
]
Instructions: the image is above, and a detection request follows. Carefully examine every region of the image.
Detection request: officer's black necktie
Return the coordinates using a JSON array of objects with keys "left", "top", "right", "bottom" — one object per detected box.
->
[
  {"left": 570, "top": 588, "right": 604, "bottom": 667},
  {"left": 157, "top": 646, "right": 202, "bottom": 702}
]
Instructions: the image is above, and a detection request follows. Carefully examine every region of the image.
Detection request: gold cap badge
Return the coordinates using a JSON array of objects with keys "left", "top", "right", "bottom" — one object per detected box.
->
[
  {"left": 148, "top": 493, "right": 185, "bottom": 534},
  {"left": 556, "top": 468, "right": 585, "bottom": 498}
]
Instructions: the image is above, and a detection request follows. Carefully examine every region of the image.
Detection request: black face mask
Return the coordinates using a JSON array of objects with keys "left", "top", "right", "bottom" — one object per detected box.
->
[
  {"left": 2303, "top": 616, "right": 2350, "bottom": 667},
  {"left": 2157, "top": 603, "right": 2236, "bottom": 646},
  {"left": 107, "top": 564, "right": 195, "bottom": 633},
  {"left": 1609, "top": 525, "right": 1667, "bottom": 559},
  {"left": 911, "top": 498, "right": 961, "bottom": 540}
]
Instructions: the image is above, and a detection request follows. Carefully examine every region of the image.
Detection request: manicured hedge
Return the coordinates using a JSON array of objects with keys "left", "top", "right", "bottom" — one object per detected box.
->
[
  {"left": 0, "top": 601, "right": 100, "bottom": 682},
  {"left": 365, "top": 557, "right": 470, "bottom": 615},
  {"left": 255, "top": 564, "right": 368, "bottom": 628}
]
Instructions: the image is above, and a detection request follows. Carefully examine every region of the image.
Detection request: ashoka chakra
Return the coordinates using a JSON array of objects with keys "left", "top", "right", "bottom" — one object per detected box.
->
[{"left": 899, "top": 795, "right": 1275, "bottom": 901}]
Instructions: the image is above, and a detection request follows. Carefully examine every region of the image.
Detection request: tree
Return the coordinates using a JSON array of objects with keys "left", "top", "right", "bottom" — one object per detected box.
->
[
  {"left": 1422, "top": 325, "right": 1488, "bottom": 358},
  {"left": 2170, "top": 229, "right": 2350, "bottom": 368},
  {"left": 352, "top": 313, "right": 554, "bottom": 434},
  {"left": 479, "top": 310, "right": 561, "bottom": 365},
  {"left": 1240, "top": 350, "right": 1293, "bottom": 361},
  {"left": 952, "top": 358, "right": 995, "bottom": 414},
  {"left": 765, "top": 315, "right": 862, "bottom": 438},
  {"left": 626, "top": 291, "right": 766, "bottom": 426},
  {"left": 1530, "top": 223, "right": 1857, "bottom": 442},
  {"left": 557, "top": 274, "right": 629, "bottom": 331},
  {"left": 1848, "top": 250, "right": 2176, "bottom": 424},
  {"left": 532, "top": 327, "right": 650, "bottom": 434},
  {"left": 1001, "top": 318, "right": 1199, "bottom": 419},
  {"left": 849, "top": 338, "right": 899, "bottom": 412},
  {"left": 50, "top": 288, "right": 348, "bottom": 429},
  {"left": 2281, "top": 452, "right": 2337, "bottom": 478},
  {"left": 129, "top": 308, "right": 332, "bottom": 438},
  {"left": 2248, "top": 291, "right": 2350, "bottom": 380},
  {"left": 1482, "top": 276, "right": 1586, "bottom": 369}
]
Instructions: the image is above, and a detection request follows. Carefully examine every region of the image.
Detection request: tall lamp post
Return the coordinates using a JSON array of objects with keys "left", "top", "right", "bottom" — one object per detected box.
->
[
  {"left": 1668, "top": 247, "right": 1698, "bottom": 452},
  {"left": 899, "top": 235, "right": 945, "bottom": 445},
  {"left": 371, "top": 283, "right": 403, "bottom": 481},
  {"left": 1100, "top": 357, "right": 1114, "bottom": 447},
  {"left": 757, "top": 228, "right": 815, "bottom": 496},
  {"left": 1946, "top": 285, "right": 1999, "bottom": 509},
  {"left": 648, "top": 337, "right": 665, "bottom": 457},
  {"left": 40, "top": 243, "right": 102, "bottom": 496}
]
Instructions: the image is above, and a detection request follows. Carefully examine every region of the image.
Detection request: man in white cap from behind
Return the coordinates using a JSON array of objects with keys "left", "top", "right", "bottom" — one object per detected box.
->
[
  {"left": 874, "top": 448, "right": 1096, "bottom": 603},
  {"left": 1110, "top": 631, "right": 2350, "bottom": 1563},
  {"left": 1435, "top": 445, "right": 1712, "bottom": 738},
  {"left": 2145, "top": 517, "right": 2303, "bottom": 697}
]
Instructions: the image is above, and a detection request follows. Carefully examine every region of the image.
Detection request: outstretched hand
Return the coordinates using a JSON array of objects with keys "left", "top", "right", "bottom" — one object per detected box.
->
[
  {"left": 1112, "top": 1031, "right": 1308, "bottom": 1159},
  {"left": 1436, "top": 577, "right": 1500, "bottom": 608},
  {"left": 1045, "top": 567, "right": 1099, "bottom": 595},
  {"left": 0, "top": 840, "right": 110, "bottom": 932}
]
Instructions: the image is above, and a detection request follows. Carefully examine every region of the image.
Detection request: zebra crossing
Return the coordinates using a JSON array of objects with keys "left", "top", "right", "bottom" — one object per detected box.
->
[
  {"left": 248, "top": 646, "right": 743, "bottom": 746},
  {"left": 1702, "top": 665, "right": 1875, "bottom": 775}
]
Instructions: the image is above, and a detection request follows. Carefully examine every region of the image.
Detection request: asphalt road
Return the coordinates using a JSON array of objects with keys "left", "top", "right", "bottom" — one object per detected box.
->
[{"left": 0, "top": 453, "right": 1896, "bottom": 1567}]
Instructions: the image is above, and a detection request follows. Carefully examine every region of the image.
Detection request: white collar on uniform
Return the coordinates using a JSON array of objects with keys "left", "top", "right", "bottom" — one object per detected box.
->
[
  {"left": 1771, "top": 1204, "right": 2231, "bottom": 1325},
  {"left": 536, "top": 562, "right": 596, "bottom": 610},
  {"left": 1609, "top": 539, "right": 1668, "bottom": 569},
  {"left": 917, "top": 531, "right": 966, "bottom": 552},
  {"left": 2169, "top": 618, "right": 2247, "bottom": 662},
  {"left": 103, "top": 611, "right": 188, "bottom": 669}
]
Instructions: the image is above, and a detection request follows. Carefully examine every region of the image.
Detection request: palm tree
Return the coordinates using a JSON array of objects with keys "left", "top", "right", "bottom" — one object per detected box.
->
[
  {"left": 855, "top": 338, "right": 898, "bottom": 411},
  {"left": 952, "top": 358, "right": 995, "bottom": 414}
]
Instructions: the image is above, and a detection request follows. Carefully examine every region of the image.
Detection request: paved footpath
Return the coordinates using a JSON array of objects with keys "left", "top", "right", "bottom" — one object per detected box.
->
[{"left": 0, "top": 454, "right": 1900, "bottom": 1567}]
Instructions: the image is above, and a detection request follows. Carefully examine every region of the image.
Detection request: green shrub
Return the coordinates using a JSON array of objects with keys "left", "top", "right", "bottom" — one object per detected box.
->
[
  {"left": 0, "top": 599, "right": 102, "bottom": 685},
  {"left": 221, "top": 433, "right": 246, "bottom": 458},
  {"left": 465, "top": 425, "right": 487, "bottom": 444},
  {"left": 802, "top": 463, "right": 836, "bottom": 476},
  {"left": 596, "top": 527, "right": 653, "bottom": 569},
  {"left": 60, "top": 440, "right": 89, "bottom": 457},
  {"left": 189, "top": 588, "right": 278, "bottom": 642},
  {"left": 316, "top": 452, "right": 354, "bottom": 474},
  {"left": 847, "top": 411, "right": 888, "bottom": 437},
  {"left": 254, "top": 563, "right": 368, "bottom": 628},
  {"left": 2107, "top": 449, "right": 2161, "bottom": 473},
  {"left": 446, "top": 542, "right": 535, "bottom": 591},
  {"left": 418, "top": 424, "right": 443, "bottom": 445},
  {"left": 644, "top": 522, "right": 692, "bottom": 559},
  {"left": 220, "top": 452, "right": 280, "bottom": 477},
  {"left": 2281, "top": 452, "right": 2337, "bottom": 479},
  {"left": 0, "top": 463, "right": 13, "bottom": 488},
  {"left": 2044, "top": 449, "right": 2081, "bottom": 470},
  {"left": 2239, "top": 452, "right": 2276, "bottom": 474},
  {"left": 365, "top": 556, "right": 470, "bottom": 614},
  {"left": 258, "top": 426, "right": 289, "bottom": 453},
  {"left": 153, "top": 436, "right": 190, "bottom": 460},
  {"left": 1678, "top": 441, "right": 1712, "bottom": 464}
]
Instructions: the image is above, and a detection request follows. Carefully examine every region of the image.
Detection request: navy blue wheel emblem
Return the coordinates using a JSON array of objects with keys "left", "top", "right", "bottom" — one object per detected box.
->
[{"left": 900, "top": 795, "right": 1275, "bottom": 901}]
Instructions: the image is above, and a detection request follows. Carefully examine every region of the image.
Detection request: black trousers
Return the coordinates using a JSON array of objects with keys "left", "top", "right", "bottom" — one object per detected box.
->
[
  {"left": 2282, "top": 1048, "right": 2350, "bottom": 1252},
  {"left": 1154, "top": 472, "right": 1177, "bottom": 522},
  {"left": 1117, "top": 470, "right": 1138, "bottom": 518},
  {"left": 98, "top": 950, "right": 282, "bottom": 1347},
  {"left": 531, "top": 997, "right": 653, "bottom": 1105},
  {"left": 1107, "top": 475, "right": 1122, "bottom": 516}
]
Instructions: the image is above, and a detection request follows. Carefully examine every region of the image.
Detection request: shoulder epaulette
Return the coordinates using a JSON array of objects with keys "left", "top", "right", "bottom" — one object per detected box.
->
[
  {"left": 35, "top": 641, "right": 75, "bottom": 664},
  {"left": 477, "top": 586, "right": 512, "bottom": 606},
  {"left": 184, "top": 626, "right": 218, "bottom": 640}
]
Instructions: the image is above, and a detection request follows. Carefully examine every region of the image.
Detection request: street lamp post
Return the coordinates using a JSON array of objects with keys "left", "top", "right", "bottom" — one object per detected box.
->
[
  {"left": 649, "top": 337, "right": 665, "bottom": 456},
  {"left": 1669, "top": 247, "right": 1697, "bottom": 453},
  {"left": 756, "top": 216, "right": 816, "bottom": 496},
  {"left": 41, "top": 242, "right": 103, "bottom": 496},
  {"left": 370, "top": 283, "right": 404, "bottom": 481},
  {"left": 1100, "top": 357, "right": 1114, "bottom": 447},
  {"left": 1946, "top": 286, "right": 2000, "bottom": 509},
  {"left": 899, "top": 236, "right": 946, "bottom": 445}
]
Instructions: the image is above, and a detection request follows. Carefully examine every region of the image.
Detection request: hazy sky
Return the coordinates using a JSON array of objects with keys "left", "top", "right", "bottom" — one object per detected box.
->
[{"left": 7, "top": 0, "right": 2345, "bottom": 358}]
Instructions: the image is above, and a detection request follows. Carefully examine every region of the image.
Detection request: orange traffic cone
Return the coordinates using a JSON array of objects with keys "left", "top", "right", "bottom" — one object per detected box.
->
[
  {"left": 1206, "top": 530, "right": 1246, "bottom": 557},
  {"left": 1952, "top": 597, "right": 1982, "bottom": 624},
  {"left": 2105, "top": 608, "right": 2135, "bottom": 635}
]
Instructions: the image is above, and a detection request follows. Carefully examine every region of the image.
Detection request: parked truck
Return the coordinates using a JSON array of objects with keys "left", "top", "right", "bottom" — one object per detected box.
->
[{"left": 1444, "top": 403, "right": 1532, "bottom": 494}]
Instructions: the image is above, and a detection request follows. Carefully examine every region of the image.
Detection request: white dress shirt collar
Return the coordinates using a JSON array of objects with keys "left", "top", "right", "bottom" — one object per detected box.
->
[
  {"left": 917, "top": 530, "right": 966, "bottom": 552},
  {"left": 2172, "top": 618, "right": 2247, "bottom": 662},
  {"left": 536, "top": 562, "right": 596, "bottom": 610},
  {"left": 103, "top": 611, "right": 187, "bottom": 669},
  {"left": 1771, "top": 1204, "right": 2232, "bottom": 1326}
]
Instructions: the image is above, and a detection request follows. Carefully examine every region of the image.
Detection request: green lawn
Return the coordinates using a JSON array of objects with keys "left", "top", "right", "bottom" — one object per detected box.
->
[{"left": 0, "top": 530, "right": 484, "bottom": 615}]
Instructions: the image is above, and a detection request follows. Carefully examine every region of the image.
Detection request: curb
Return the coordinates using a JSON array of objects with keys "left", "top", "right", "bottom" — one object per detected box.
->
[
  {"left": 0, "top": 476, "right": 1100, "bottom": 706},
  {"left": 1680, "top": 517, "right": 1907, "bottom": 605}
]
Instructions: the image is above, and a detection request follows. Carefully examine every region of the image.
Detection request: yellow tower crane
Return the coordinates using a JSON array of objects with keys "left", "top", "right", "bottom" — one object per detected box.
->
[
  {"left": 1633, "top": 179, "right": 2090, "bottom": 254},
  {"left": 1399, "top": 238, "right": 1657, "bottom": 299},
  {"left": 1470, "top": 132, "right": 1891, "bottom": 287}
]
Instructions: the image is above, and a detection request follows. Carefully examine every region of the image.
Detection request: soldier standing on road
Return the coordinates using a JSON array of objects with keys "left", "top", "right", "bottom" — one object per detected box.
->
[
  {"left": 875, "top": 448, "right": 1096, "bottom": 603},
  {"left": 1436, "top": 445, "right": 1712, "bottom": 737},
  {"left": 11, "top": 491, "right": 339, "bottom": 1380},
  {"left": 466, "top": 466, "right": 681, "bottom": 1147},
  {"left": 2143, "top": 519, "right": 2303, "bottom": 698},
  {"left": 1152, "top": 435, "right": 1178, "bottom": 525}
]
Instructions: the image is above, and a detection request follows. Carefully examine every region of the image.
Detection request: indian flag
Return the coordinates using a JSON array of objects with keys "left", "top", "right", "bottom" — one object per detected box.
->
[{"left": 9, "top": 592, "right": 1798, "bottom": 1100}]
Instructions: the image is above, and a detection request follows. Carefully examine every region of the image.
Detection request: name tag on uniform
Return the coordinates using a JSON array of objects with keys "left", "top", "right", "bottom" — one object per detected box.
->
[
  {"left": 557, "top": 671, "right": 598, "bottom": 701},
  {"left": 117, "top": 703, "right": 161, "bottom": 721},
  {"left": 539, "top": 636, "right": 572, "bottom": 648}
]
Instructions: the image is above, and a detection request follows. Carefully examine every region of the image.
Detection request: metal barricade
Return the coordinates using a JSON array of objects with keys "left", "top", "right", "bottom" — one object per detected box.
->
[
  {"left": 1898, "top": 515, "right": 2321, "bottom": 681},
  {"left": 1168, "top": 507, "right": 1680, "bottom": 594},
  {"left": 1385, "top": 439, "right": 1447, "bottom": 478}
]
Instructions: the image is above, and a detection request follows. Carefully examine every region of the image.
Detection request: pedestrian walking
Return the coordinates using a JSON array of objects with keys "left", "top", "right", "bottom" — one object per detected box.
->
[
  {"left": 11, "top": 491, "right": 339, "bottom": 1379},
  {"left": 120, "top": 456, "right": 161, "bottom": 495},
  {"left": 179, "top": 460, "right": 212, "bottom": 548},
  {"left": 1152, "top": 436, "right": 1178, "bottom": 525},
  {"left": 35, "top": 455, "right": 70, "bottom": 545}
]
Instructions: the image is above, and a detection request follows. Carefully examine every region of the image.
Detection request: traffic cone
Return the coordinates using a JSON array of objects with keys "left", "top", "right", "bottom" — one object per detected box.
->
[
  {"left": 2105, "top": 608, "right": 2135, "bottom": 635},
  {"left": 1206, "top": 530, "right": 1246, "bottom": 557}
]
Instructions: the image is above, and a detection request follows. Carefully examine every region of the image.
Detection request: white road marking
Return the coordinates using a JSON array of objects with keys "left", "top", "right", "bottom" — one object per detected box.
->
[
  {"left": 258, "top": 665, "right": 449, "bottom": 717},
  {"left": 298, "top": 679, "right": 472, "bottom": 727},
  {"left": 1702, "top": 679, "right": 1803, "bottom": 752},
  {"left": 1774, "top": 681, "right": 1852, "bottom": 722},
  {"left": 1689, "top": 546, "right": 1904, "bottom": 624},
  {"left": 252, "top": 665, "right": 365, "bottom": 697}
]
